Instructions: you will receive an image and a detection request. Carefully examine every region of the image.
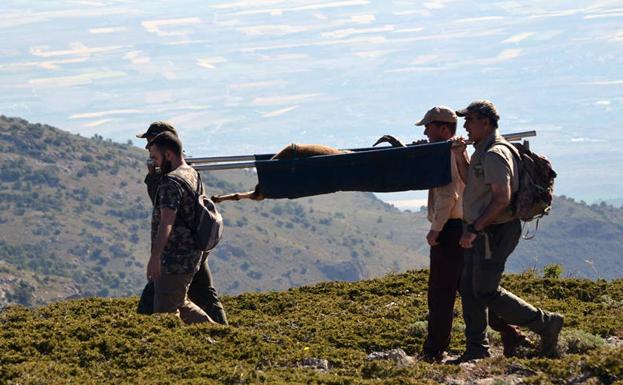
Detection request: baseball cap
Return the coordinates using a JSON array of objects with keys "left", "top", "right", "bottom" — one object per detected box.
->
[
  {"left": 415, "top": 106, "right": 457, "bottom": 126},
  {"left": 136, "top": 121, "right": 178, "bottom": 139},
  {"left": 455, "top": 100, "right": 499, "bottom": 124}
]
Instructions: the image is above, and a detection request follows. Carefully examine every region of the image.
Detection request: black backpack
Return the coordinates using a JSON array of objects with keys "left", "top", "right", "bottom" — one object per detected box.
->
[{"left": 168, "top": 173, "right": 223, "bottom": 252}]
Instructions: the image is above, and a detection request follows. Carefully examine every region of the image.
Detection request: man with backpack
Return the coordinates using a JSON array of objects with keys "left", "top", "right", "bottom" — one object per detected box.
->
[
  {"left": 452, "top": 100, "right": 563, "bottom": 362},
  {"left": 135, "top": 122, "right": 228, "bottom": 325},
  {"left": 415, "top": 106, "right": 529, "bottom": 363},
  {"left": 144, "top": 131, "right": 218, "bottom": 323}
]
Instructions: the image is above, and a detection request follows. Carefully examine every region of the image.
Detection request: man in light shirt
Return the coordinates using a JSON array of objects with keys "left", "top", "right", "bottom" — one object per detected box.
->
[{"left": 416, "top": 106, "right": 527, "bottom": 363}]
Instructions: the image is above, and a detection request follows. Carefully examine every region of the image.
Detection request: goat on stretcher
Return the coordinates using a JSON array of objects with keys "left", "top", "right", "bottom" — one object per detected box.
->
[
  {"left": 210, "top": 143, "right": 352, "bottom": 203},
  {"left": 191, "top": 131, "right": 533, "bottom": 204}
]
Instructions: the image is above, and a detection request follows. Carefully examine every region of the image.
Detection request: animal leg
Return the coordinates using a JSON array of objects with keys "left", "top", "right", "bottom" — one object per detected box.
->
[{"left": 211, "top": 185, "right": 265, "bottom": 203}]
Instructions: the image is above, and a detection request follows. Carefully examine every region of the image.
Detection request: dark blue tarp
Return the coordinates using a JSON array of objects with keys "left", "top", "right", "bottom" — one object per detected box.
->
[{"left": 254, "top": 141, "right": 452, "bottom": 199}]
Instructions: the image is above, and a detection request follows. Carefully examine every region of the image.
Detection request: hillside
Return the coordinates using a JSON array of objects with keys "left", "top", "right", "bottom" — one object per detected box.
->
[
  {"left": 0, "top": 116, "right": 430, "bottom": 307},
  {"left": 2, "top": 271, "right": 622, "bottom": 385},
  {"left": 1, "top": 116, "right": 623, "bottom": 308},
  {"left": 511, "top": 196, "right": 623, "bottom": 279}
]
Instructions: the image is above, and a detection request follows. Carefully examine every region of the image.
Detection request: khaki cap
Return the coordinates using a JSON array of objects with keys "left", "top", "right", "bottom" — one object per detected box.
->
[
  {"left": 415, "top": 106, "right": 457, "bottom": 126},
  {"left": 455, "top": 100, "right": 499, "bottom": 124}
]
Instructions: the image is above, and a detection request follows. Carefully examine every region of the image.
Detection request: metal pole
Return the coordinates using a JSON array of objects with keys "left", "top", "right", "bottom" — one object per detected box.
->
[
  {"left": 191, "top": 130, "right": 537, "bottom": 171},
  {"left": 502, "top": 130, "right": 536, "bottom": 141},
  {"left": 188, "top": 154, "right": 255, "bottom": 164},
  {"left": 460, "top": 130, "right": 536, "bottom": 146},
  {"left": 193, "top": 161, "right": 257, "bottom": 171}
]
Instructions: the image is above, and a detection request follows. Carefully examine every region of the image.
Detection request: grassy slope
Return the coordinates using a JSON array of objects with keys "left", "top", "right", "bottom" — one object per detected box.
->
[{"left": 1, "top": 271, "right": 623, "bottom": 385}]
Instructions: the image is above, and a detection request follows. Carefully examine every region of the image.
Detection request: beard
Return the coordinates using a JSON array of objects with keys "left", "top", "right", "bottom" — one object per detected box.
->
[{"left": 161, "top": 159, "right": 173, "bottom": 174}]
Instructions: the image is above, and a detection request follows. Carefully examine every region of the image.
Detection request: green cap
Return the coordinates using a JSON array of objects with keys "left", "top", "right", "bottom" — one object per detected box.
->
[
  {"left": 136, "top": 121, "right": 178, "bottom": 139},
  {"left": 455, "top": 100, "right": 499, "bottom": 124}
]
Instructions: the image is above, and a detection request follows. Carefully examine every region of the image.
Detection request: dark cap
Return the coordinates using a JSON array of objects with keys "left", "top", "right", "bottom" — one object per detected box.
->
[
  {"left": 136, "top": 121, "right": 178, "bottom": 139},
  {"left": 148, "top": 131, "right": 183, "bottom": 156},
  {"left": 456, "top": 100, "right": 500, "bottom": 124}
]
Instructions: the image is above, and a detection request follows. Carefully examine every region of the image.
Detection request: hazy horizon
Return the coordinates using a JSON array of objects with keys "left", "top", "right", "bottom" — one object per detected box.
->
[{"left": 1, "top": 0, "right": 621, "bottom": 204}]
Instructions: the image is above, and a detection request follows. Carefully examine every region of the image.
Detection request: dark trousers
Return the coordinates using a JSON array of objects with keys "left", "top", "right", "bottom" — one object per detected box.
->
[
  {"left": 137, "top": 253, "right": 228, "bottom": 325},
  {"left": 461, "top": 219, "right": 547, "bottom": 354},
  {"left": 423, "top": 219, "right": 519, "bottom": 355}
]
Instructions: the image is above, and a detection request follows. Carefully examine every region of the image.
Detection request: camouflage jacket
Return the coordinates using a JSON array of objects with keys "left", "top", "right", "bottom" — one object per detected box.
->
[{"left": 151, "top": 164, "right": 202, "bottom": 275}]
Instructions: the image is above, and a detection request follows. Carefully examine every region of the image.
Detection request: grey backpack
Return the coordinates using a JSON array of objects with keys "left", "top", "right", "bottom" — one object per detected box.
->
[{"left": 169, "top": 173, "right": 223, "bottom": 251}]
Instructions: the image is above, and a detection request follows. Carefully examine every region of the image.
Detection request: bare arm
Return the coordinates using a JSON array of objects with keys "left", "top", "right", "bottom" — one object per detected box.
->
[
  {"left": 451, "top": 138, "right": 469, "bottom": 184},
  {"left": 147, "top": 208, "right": 177, "bottom": 280}
]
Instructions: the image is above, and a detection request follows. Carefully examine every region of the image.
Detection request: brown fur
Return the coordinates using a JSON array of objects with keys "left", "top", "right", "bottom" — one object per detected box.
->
[{"left": 211, "top": 144, "right": 349, "bottom": 203}]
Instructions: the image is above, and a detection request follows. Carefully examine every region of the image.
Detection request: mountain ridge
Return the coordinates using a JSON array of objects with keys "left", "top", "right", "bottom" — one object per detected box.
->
[{"left": 1, "top": 115, "right": 622, "bottom": 308}]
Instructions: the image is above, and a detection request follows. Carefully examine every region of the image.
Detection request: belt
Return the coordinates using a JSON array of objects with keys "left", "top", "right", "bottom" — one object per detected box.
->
[{"left": 444, "top": 218, "right": 463, "bottom": 228}]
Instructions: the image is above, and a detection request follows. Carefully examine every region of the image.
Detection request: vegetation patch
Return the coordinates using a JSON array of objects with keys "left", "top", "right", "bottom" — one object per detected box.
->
[{"left": 1, "top": 271, "right": 622, "bottom": 384}]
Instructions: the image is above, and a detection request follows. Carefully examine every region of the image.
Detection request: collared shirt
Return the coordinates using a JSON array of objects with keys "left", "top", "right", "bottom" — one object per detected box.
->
[
  {"left": 463, "top": 130, "right": 519, "bottom": 224},
  {"left": 427, "top": 150, "right": 464, "bottom": 231}
]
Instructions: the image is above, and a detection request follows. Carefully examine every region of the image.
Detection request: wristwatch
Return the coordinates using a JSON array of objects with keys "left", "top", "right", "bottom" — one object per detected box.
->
[{"left": 466, "top": 223, "right": 482, "bottom": 235}]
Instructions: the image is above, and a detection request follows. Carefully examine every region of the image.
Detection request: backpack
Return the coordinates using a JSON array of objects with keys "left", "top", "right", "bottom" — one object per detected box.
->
[
  {"left": 488, "top": 140, "right": 557, "bottom": 237},
  {"left": 168, "top": 173, "right": 224, "bottom": 252}
]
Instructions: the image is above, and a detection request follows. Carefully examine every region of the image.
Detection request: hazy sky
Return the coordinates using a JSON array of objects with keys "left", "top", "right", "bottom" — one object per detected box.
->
[{"left": 1, "top": 0, "right": 621, "bottom": 206}]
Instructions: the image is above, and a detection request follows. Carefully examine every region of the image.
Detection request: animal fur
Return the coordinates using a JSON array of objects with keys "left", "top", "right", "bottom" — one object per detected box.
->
[{"left": 211, "top": 143, "right": 349, "bottom": 203}]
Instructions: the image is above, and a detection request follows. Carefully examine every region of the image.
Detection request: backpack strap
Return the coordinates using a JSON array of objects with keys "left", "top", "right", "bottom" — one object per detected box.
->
[
  {"left": 167, "top": 172, "right": 202, "bottom": 198},
  {"left": 521, "top": 218, "right": 540, "bottom": 240},
  {"left": 485, "top": 138, "right": 521, "bottom": 164},
  {"left": 484, "top": 139, "right": 522, "bottom": 217},
  {"left": 164, "top": 172, "right": 202, "bottom": 232}
]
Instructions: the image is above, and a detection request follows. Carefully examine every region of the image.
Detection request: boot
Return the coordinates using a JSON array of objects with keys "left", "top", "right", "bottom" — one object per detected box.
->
[{"left": 538, "top": 312, "right": 564, "bottom": 358}]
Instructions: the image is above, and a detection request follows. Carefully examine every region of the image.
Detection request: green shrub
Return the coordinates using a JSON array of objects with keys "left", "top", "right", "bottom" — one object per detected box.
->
[
  {"left": 409, "top": 321, "right": 427, "bottom": 338},
  {"left": 543, "top": 264, "right": 563, "bottom": 279},
  {"left": 559, "top": 329, "right": 605, "bottom": 354}
]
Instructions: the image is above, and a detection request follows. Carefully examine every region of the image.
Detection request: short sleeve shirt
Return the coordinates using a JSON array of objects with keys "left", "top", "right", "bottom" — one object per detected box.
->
[
  {"left": 145, "top": 172, "right": 163, "bottom": 205},
  {"left": 151, "top": 164, "right": 202, "bottom": 275},
  {"left": 462, "top": 131, "right": 519, "bottom": 224}
]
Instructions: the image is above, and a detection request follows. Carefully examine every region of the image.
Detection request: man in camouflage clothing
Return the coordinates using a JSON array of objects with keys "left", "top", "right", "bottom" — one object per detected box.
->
[
  {"left": 136, "top": 123, "right": 227, "bottom": 324},
  {"left": 144, "top": 131, "right": 213, "bottom": 322}
]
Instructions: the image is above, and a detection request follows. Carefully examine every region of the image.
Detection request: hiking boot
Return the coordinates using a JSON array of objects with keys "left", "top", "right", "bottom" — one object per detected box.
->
[
  {"left": 538, "top": 312, "right": 564, "bottom": 358},
  {"left": 446, "top": 350, "right": 491, "bottom": 365},
  {"left": 502, "top": 331, "right": 533, "bottom": 357},
  {"left": 420, "top": 350, "right": 444, "bottom": 364}
]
